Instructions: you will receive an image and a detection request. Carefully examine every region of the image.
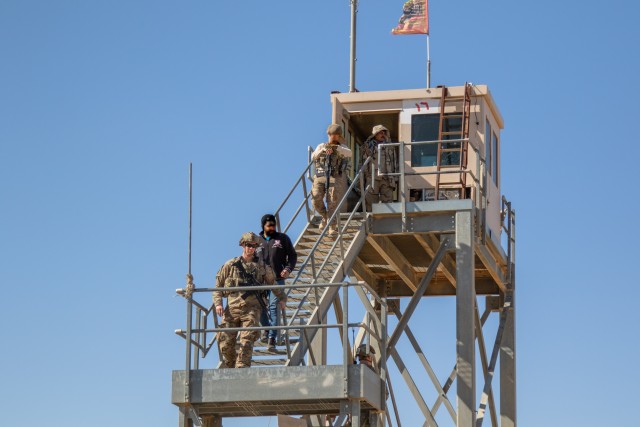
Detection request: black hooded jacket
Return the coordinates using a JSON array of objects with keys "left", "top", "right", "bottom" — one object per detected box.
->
[{"left": 256, "top": 231, "right": 297, "bottom": 278}]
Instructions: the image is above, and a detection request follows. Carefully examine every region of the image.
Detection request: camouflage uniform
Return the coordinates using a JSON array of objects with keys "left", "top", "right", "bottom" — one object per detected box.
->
[
  {"left": 311, "top": 127, "right": 352, "bottom": 231},
  {"left": 360, "top": 125, "right": 398, "bottom": 211},
  {"left": 213, "top": 254, "right": 282, "bottom": 368}
]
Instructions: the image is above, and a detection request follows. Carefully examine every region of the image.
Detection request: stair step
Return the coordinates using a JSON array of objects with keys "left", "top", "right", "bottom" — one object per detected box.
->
[
  {"left": 252, "top": 347, "right": 289, "bottom": 357},
  {"left": 251, "top": 358, "right": 287, "bottom": 366},
  {"left": 286, "top": 301, "right": 317, "bottom": 310}
]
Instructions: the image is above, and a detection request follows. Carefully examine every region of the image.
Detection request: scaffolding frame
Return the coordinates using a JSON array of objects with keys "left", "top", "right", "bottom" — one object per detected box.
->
[{"left": 173, "top": 133, "right": 516, "bottom": 426}]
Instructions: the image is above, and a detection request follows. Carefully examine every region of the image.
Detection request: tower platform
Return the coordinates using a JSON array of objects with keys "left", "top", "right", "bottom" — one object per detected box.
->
[{"left": 172, "top": 365, "right": 383, "bottom": 418}]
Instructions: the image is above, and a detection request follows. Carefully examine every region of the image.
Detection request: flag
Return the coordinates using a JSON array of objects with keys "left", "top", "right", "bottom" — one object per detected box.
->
[{"left": 391, "top": 0, "right": 429, "bottom": 35}]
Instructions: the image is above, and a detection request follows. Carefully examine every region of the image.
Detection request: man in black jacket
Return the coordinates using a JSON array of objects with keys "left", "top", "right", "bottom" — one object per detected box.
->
[{"left": 257, "top": 214, "right": 298, "bottom": 351}]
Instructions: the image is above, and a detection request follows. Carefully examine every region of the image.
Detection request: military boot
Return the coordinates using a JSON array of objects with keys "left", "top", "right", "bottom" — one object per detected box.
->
[{"left": 319, "top": 216, "right": 327, "bottom": 231}]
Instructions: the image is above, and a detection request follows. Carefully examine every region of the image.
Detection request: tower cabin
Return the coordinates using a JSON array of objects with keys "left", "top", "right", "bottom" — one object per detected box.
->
[
  {"left": 173, "top": 84, "right": 516, "bottom": 427},
  {"left": 334, "top": 84, "right": 504, "bottom": 248}
]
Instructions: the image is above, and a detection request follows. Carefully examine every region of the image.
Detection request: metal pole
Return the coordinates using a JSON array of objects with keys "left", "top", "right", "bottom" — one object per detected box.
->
[
  {"left": 501, "top": 209, "right": 517, "bottom": 427},
  {"left": 455, "top": 209, "right": 476, "bottom": 425},
  {"left": 185, "top": 163, "right": 193, "bottom": 402},
  {"left": 342, "top": 284, "right": 349, "bottom": 396},
  {"left": 500, "top": 291, "right": 517, "bottom": 427},
  {"left": 188, "top": 163, "right": 192, "bottom": 275},
  {"left": 399, "top": 141, "right": 406, "bottom": 232},
  {"left": 427, "top": 35, "right": 431, "bottom": 88},
  {"left": 194, "top": 311, "right": 201, "bottom": 369},
  {"left": 380, "top": 292, "right": 388, "bottom": 421},
  {"left": 349, "top": 0, "right": 358, "bottom": 93}
]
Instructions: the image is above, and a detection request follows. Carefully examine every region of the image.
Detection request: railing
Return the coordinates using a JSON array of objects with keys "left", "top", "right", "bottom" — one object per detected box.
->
[
  {"left": 175, "top": 280, "right": 388, "bottom": 393},
  {"left": 275, "top": 157, "right": 372, "bottom": 363},
  {"left": 175, "top": 153, "right": 377, "bottom": 372},
  {"left": 175, "top": 282, "right": 387, "bottom": 362},
  {"left": 378, "top": 138, "right": 488, "bottom": 237},
  {"left": 501, "top": 195, "right": 516, "bottom": 287},
  {"left": 272, "top": 159, "right": 314, "bottom": 236}
]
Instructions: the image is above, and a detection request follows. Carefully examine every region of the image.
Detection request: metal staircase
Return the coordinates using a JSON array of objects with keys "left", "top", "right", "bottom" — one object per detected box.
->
[
  {"left": 252, "top": 215, "right": 366, "bottom": 366},
  {"left": 175, "top": 156, "right": 373, "bottom": 370},
  {"left": 173, "top": 134, "right": 517, "bottom": 426}
]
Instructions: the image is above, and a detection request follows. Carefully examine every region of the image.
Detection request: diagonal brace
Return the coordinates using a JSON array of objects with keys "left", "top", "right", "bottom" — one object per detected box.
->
[
  {"left": 476, "top": 298, "right": 512, "bottom": 427},
  {"left": 386, "top": 238, "right": 450, "bottom": 355},
  {"left": 395, "top": 312, "right": 457, "bottom": 423},
  {"left": 390, "top": 347, "right": 439, "bottom": 427},
  {"left": 475, "top": 303, "right": 498, "bottom": 427},
  {"left": 432, "top": 305, "right": 492, "bottom": 415}
]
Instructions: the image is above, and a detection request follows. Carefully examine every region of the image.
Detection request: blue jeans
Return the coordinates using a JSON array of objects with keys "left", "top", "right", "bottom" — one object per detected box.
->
[{"left": 260, "top": 279, "right": 285, "bottom": 339}]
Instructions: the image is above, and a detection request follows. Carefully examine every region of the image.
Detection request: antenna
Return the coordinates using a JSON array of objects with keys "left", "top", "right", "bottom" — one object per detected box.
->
[
  {"left": 183, "top": 163, "right": 195, "bottom": 300},
  {"left": 188, "top": 162, "right": 193, "bottom": 275},
  {"left": 349, "top": 0, "right": 358, "bottom": 92}
]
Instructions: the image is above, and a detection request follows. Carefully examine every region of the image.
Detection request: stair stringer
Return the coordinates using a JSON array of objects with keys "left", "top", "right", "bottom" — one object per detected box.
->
[{"left": 285, "top": 222, "right": 367, "bottom": 366}]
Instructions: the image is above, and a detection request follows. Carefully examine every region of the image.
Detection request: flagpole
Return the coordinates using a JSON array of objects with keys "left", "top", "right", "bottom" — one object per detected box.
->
[
  {"left": 349, "top": 0, "right": 358, "bottom": 93},
  {"left": 427, "top": 34, "right": 431, "bottom": 88}
]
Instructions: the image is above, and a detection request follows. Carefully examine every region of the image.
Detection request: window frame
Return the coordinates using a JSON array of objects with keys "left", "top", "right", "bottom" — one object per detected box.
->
[
  {"left": 492, "top": 131, "right": 499, "bottom": 186},
  {"left": 485, "top": 118, "right": 492, "bottom": 176},
  {"left": 410, "top": 113, "right": 440, "bottom": 167}
]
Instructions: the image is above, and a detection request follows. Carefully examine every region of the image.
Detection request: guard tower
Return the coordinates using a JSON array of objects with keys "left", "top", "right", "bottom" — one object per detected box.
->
[{"left": 173, "top": 83, "right": 516, "bottom": 427}]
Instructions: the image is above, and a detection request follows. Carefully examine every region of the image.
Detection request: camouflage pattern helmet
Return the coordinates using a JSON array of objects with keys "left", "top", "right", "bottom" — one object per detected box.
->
[
  {"left": 356, "top": 344, "right": 376, "bottom": 358},
  {"left": 326, "top": 124, "right": 343, "bottom": 135},
  {"left": 372, "top": 124, "right": 389, "bottom": 136},
  {"left": 239, "top": 231, "right": 260, "bottom": 246}
]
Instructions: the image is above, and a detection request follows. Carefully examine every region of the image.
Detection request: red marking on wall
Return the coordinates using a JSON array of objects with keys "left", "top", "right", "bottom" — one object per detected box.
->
[{"left": 415, "top": 101, "right": 430, "bottom": 112}]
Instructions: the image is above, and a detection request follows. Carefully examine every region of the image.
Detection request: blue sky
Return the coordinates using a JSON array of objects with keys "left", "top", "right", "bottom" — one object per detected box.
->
[{"left": 1, "top": 1, "right": 639, "bottom": 426}]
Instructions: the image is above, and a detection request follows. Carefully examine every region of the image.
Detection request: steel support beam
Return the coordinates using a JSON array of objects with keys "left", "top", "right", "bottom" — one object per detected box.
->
[
  {"left": 386, "top": 371, "right": 403, "bottom": 427},
  {"left": 334, "top": 401, "right": 350, "bottom": 427},
  {"left": 476, "top": 243, "right": 507, "bottom": 293},
  {"left": 384, "top": 278, "right": 497, "bottom": 297},
  {"left": 201, "top": 416, "right": 222, "bottom": 427},
  {"left": 431, "top": 306, "right": 492, "bottom": 417},
  {"left": 389, "top": 347, "right": 439, "bottom": 427},
  {"left": 455, "top": 210, "right": 476, "bottom": 426},
  {"left": 414, "top": 233, "right": 457, "bottom": 287},
  {"left": 351, "top": 399, "right": 361, "bottom": 427},
  {"left": 368, "top": 235, "right": 419, "bottom": 291},
  {"left": 397, "top": 315, "right": 457, "bottom": 422},
  {"left": 351, "top": 256, "right": 383, "bottom": 290},
  {"left": 500, "top": 288, "right": 516, "bottom": 427},
  {"left": 309, "top": 308, "right": 328, "bottom": 366},
  {"left": 178, "top": 407, "right": 190, "bottom": 427},
  {"left": 386, "top": 239, "right": 448, "bottom": 351},
  {"left": 475, "top": 305, "right": 498, "bottom": 427}
]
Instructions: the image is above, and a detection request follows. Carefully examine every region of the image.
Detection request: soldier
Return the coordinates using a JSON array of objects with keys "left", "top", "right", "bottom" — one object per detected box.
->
[
  {"left": 213, "top": 232, "right": 286, "bottom": 368},
  {"left": 355, "top": 343, "right": 376, "bottom": 371},
  {"left": 311, "top": 124, "right": 353, "bottom": 235},
  {"left": 360, "top": 124, "right": 398, "bottom": 211}
]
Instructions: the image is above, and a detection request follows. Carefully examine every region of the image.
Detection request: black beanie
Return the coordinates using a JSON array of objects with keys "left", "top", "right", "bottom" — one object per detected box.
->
[{"left": 261, "top": 214, "right": 277, "bottom": 228}]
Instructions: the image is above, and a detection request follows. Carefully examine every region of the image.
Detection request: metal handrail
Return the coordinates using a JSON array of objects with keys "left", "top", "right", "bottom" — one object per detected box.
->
[
  {"left": 377, "top": 138, "right": 488, "bottom": 234},
  {"left": 176, "top": 280, "right": 386, "bottom": 372},
  {"left": 179, "top": 321, "right": 381, "bottom": 336},
  {"left": 273, "top": 160, "right": 314, "bottom": 234},
  {"left": 283, "top": 157, "right": 372, "bottom": 328},
  {"left": 501, "top": 195, "right": 516, "bottom": 287},
  {"left": 177, "top": 135, "right": 494, "bottom": 360},
  {"left": 176, "top": 153, "right": 380, "bottom": 371},
  {"left": 179, "top": 282, "right": 350, "bottom": 294}
]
